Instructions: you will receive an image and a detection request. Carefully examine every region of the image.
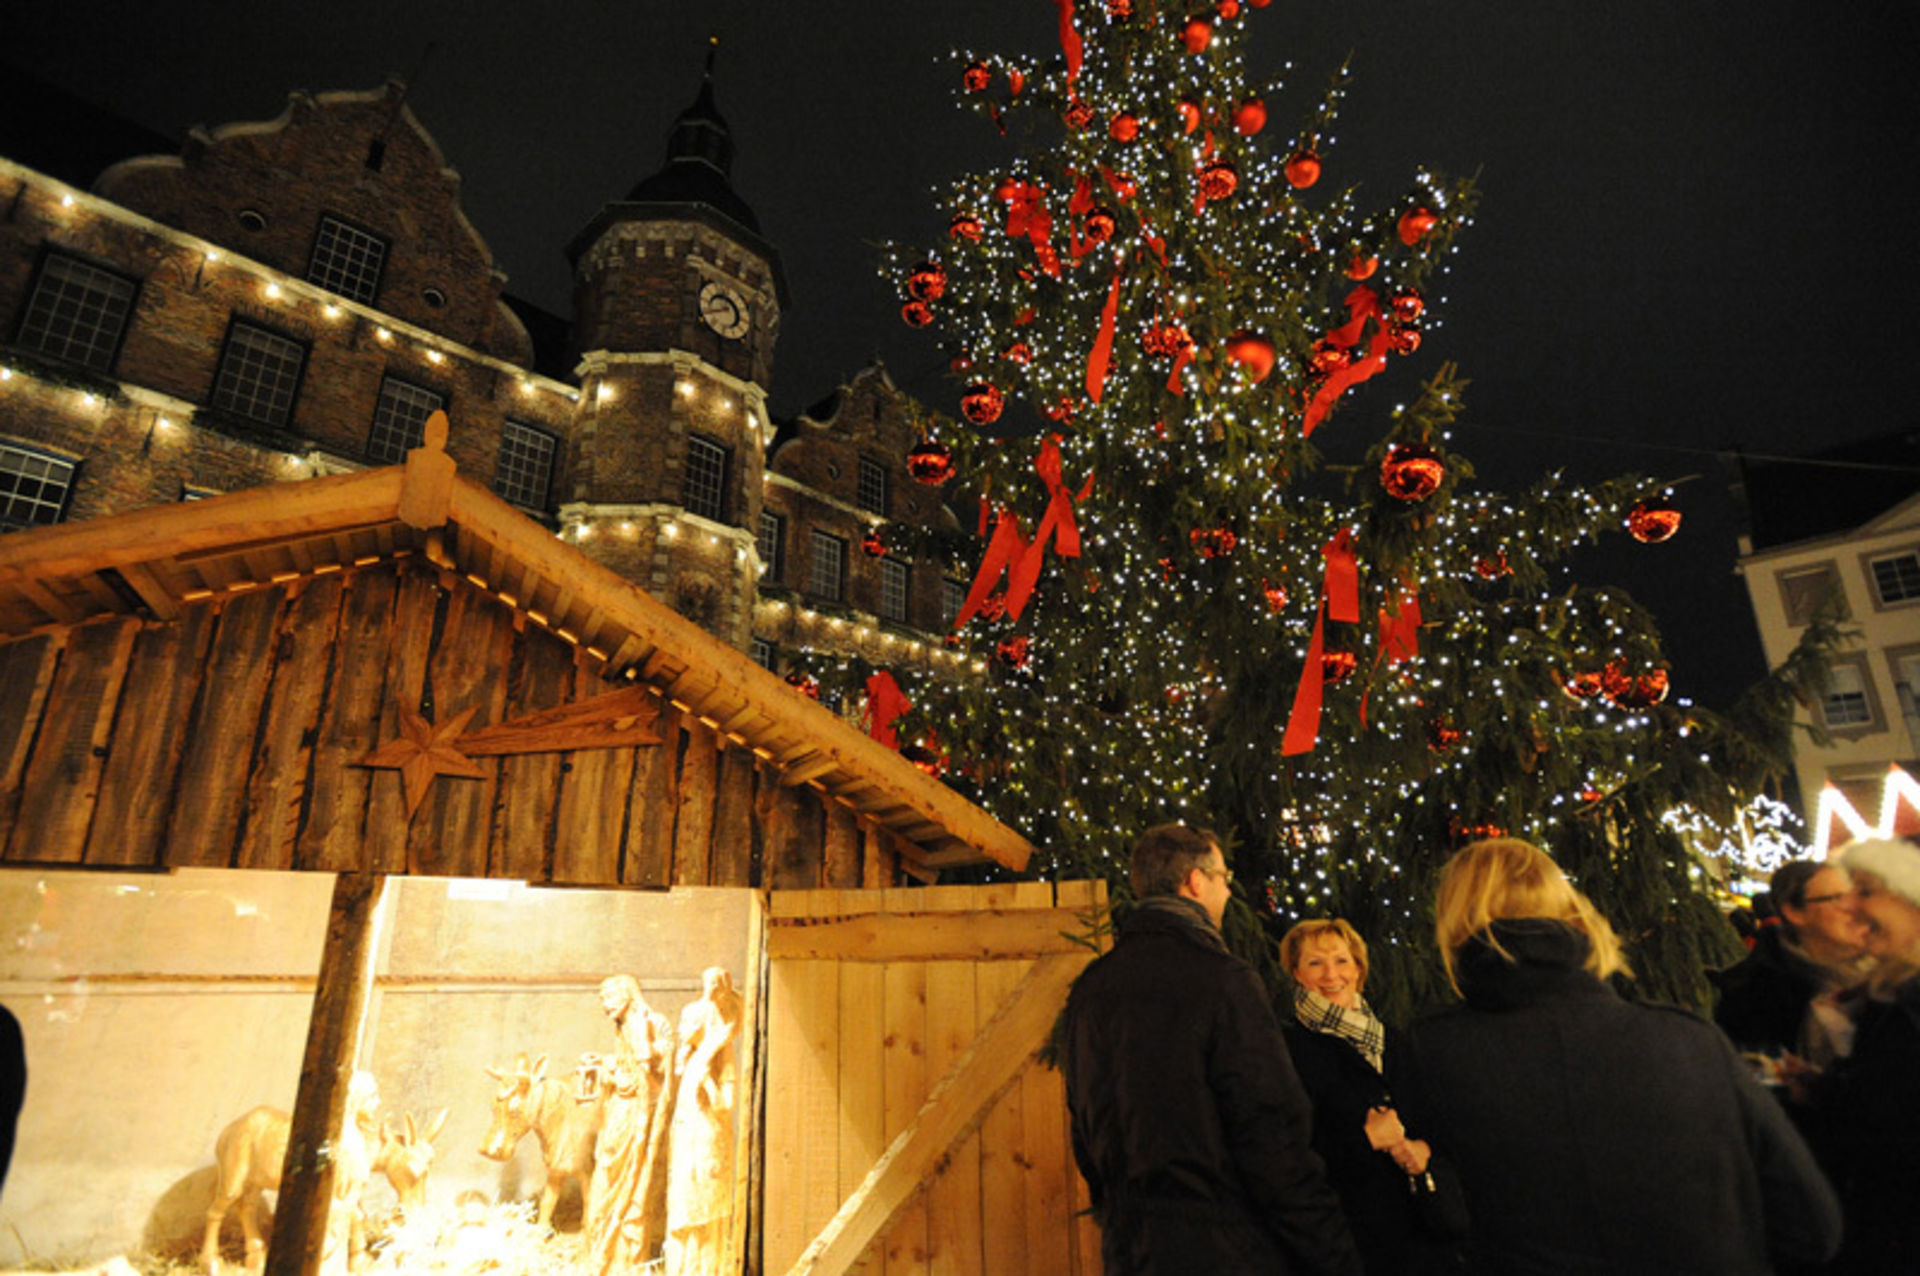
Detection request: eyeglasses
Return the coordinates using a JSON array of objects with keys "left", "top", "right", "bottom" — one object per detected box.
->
[
  {"left": 1801, "top": 892, "right": 1855, "bottom": 906},
  {"left": 1198, "top": 864, "right": 1234, "bottom": 886}
]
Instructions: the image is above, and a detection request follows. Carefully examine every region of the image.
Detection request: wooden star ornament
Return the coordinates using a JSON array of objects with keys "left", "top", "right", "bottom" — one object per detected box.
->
[{"left": 356, "top": 703, "right": 490, "bottom": 816}]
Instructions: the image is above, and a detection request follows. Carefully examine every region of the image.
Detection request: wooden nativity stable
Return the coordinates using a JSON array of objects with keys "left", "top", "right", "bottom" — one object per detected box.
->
[{"left": 0, "top": 417, "right": 1106, "bottom": 1276}]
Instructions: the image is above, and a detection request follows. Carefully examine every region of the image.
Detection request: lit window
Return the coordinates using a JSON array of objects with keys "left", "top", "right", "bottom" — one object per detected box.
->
[
  {"left": 1821, "top": 662, "right": 1874, "bottom": 729},
  {"left": 750, "top": 637, "right": 776, "bottom": 670},
  {"left": 14, "top": 252, "right": 136, "bottom": 372},
  {"left": 0, "top": 443, "right": 77, "bottom": 530},
  {"left": 758, "top": 511, "right": 785, "bottom": 581},
  {"left": 367, "top": 376, "right": 444, "bottom": 464},
  {"left": 683, "top": 435, "right": 728, "bottom": 522},
  {"left": 210, "top": 321, "right": 307, "bottom": 427},
  {"left": 880, "top": 557, "right": 910, "bottom": 623},
  {"left": 494, "top": 419, "right": 557, "bottom": 509},
  {"left": 1870, "top": 552, "right": 1920, "bottom": 606},
  {"left": 809, "top": 531, "right": 845, "bottom": 601},
  {"left": 307, "top": 214, "right": 387, "bottom": 306},
  {"left": 858, "top": 456, "right": 888, "bottom": 515}
]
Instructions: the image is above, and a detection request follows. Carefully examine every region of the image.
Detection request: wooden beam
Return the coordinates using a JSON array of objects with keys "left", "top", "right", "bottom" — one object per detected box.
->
[
  {"left": 113, "top": 560, "right": 180, "bottom": 620},
  {"left": 263, "top": 872, "right": 386, "bottom": 1276},
  {"left": 766, "top": 909, "right": 1095, "bottom": 962},
  {"left": 779, "top": 951, "right": 1090, "bottom": 1276}
]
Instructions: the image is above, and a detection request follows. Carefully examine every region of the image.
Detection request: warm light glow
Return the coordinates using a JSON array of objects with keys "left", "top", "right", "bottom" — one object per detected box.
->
[
  {"left": 376, "top": 327, "right": 392, "bottom": 342},
  {"left": 1807, "top": 767, "right": 1920, "bottom": 857},
  {"left": 263, "top": 283, "right": 282, "bottom": 300}
]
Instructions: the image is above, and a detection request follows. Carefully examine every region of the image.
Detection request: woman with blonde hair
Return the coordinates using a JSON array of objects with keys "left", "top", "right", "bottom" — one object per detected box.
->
[
  {"left": 1400, "top": 838, "right": 1840, "bottom": 1274},
  {"left": 1280, "top": 918, "right": 1461, "bottom": 1273}
]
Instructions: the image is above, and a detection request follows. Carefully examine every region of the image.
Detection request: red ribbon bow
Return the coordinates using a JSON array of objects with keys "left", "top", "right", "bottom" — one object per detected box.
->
[
  {"left": 1002, "top": 180, "right": 1060, "bottom": 278},
  {"left": 1360, "top": 586, "right": 1422, "bottom": 728},
  {"left": 1304, "top": 286, "right": 1393, "bottom": 437},
  {"left": 1006, "top": 435, "right": 1094, "bottom": 617},
  {"left": 1283, "top": 529, "right": 1360, "bottom": 756},
  {"left": 864, "top": 670, "right": 913, "bottom": 749}
]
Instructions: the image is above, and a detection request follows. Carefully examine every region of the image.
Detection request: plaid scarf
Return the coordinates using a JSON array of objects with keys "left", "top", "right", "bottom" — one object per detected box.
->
[{"left": 1293, "top": 984, "right": 1386, "bottom": 1075}]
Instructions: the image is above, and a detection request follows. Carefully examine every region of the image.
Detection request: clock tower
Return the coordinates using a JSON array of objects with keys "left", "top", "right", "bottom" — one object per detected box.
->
[{"left": 563, "top": 45, "right": 788, "bottom": 648}]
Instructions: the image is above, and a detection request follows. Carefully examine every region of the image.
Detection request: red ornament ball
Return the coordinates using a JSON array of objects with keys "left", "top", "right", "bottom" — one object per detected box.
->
[
  {"left": 1627, "top": 498, "right": 1682, "bottom": 544},
  {"left": 1346, "top": 254, "right": 1380, "bottom": 281},
  {"left": 1558, "top": 669, "right": 1606, "bottom": 702},
  {"left": 963, "top": 61, "right": 992, "bottom": 93},
  {"left": 1142, "top": 321, "right": 1194, "bottom": 359},
  {"left": 785, "top": 672, "right": 821, "bottom": 700},
  {"left": 901, "top": 300, "right": 934, "bottom": 328},
  {"left": 995, "top": 635, "right": 1032, "bottom": 669},
  {"left": 1398, "top": 205, "right": 1439, "bottom": 246},
  {"left": 1389, "top": 289, "right": 1426, "bottom": 322},
  {"left": 861, "top": 529, "right": 887, "bottom": 557},
  {"left": 1083, "top": 206, "right": 1117, "bottom": 246},
  {"left": 1109, "top": 113, "right": 1140, "bottom": 142},
  {"left": 1284, "top": 150, "right": 1322, "bottom": 189},
  {"left": 1309, "top": 341, "right": 1352, "bottom": 376},
  {"left": 900, "top": 743, "right": 947, "bottom": 777},
  {"left": 976, "top": 592, "right": 1008, "bottom": 623},
  {"left": 1473, "top": 551, "right": 1512, "bottom": 580},
  {"left": 1427, "top": 719, "right": 1462, "bottom": 753},
  {"left": 1224, "top": 331, "right": 1276, "bottom": 383},
  {"left": 907, "top": 260, "right": 948, "bottom": 302},
  {"left": 1107, "top": 0, "right": 1133, "bottom": 16},
  {"left": 1321, "top": 649, "right": 1359, "bottom": 684},
  {"left": 1603, "top": 663, "right": 1671, "bottom": 710},
  {"left": 1234, "top": 98, "right": 1267, "bottom": 135},
  {"left": 1064, "top": 99, "right": 1097, "bottom": 131},
  {"left": 1262, "top": 581, "right": 1289, "bottom": 612},
  {"left": 1380, "top": 442, "right": 1446, "bottom": 502},
  {"left": 1218, "top": 0, "right": 1241, "bottom": 18},
  {"left": 1003, "top": 340, "right": 1033, "bottom": 363},
  {"left": 949, "top": 212, "right": 983, "bottom": 241},
  {"left": 1182, "top": 17, "right": 1213, "bottom": 53},
  {"left": 907, "top": 440, "right": 955, "bottom": 486},
  {"left": 1178, "top": 100, "right": 1203, "bottom": 135},
  {"left": 1387, "top": 323, "right": 1422, "bottom": 355},
  {"left": 1198, "top": 158, "right": 1239, "bottom": 202},
  {"left": 960, "top": 382, "right": 1005, "bottom": 425}
]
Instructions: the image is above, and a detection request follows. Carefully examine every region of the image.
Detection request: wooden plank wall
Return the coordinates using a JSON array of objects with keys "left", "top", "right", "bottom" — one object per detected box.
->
[
  {"left": 0, "top": 559, "right": 888, "bottom": 887},
  {"left": 763, "top": 881, "right": 1108, "bottom": 1276}
]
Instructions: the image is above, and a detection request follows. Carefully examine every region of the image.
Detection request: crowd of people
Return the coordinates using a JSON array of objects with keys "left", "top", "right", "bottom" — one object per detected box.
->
[{"left": 1060, "top": 825, "right": 1920, "bottom": 1274}]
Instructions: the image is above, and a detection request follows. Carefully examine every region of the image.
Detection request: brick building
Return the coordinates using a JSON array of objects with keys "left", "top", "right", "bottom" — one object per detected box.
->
[{"left": 0, "top": 69, "right": 969, "bottom": 681}]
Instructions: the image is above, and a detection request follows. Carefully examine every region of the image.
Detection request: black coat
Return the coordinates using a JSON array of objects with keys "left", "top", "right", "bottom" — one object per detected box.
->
[
  {"left": 1282, "top": 1022, "right": 1461, "bottom": 1275},
  {"left": 1399, "top": 920, "right": 1842, "bottom": 1275},
  {"left": 1820, "top": 981, "right": 1920, "bottom": 1273},
  {"left": 1061, "top": 897, "right": 1362, "bottom": 1276},
  {"left": 1711, "top": 923, "right": 1827, "bottom": 1055}
]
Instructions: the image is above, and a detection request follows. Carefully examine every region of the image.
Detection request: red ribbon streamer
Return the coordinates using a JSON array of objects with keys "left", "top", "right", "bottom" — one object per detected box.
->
[
  {"left": 1087, "top": 269, "right": 1122, "bottom": 404},
  {"left": 1001, "top": 180, "right": 1061, "bottom": 278},
  {"left": 1361, "top": 587, "right": 1422, "bottom": 728},
  {"left": 1006, "top": 436, "right": 1094, "bottom": 619},
  {"left": 1056, "top": 0, "right": 1083, "bottom": 83},
  {"left": 1325, "top": 285, "right": 1380, "bottom": 350},
  {"left": 1303, "top": 322, "right": 1393, "bottom": 437},
  {"left": 1282, "top": 529, "right": 1360, "bottom": 757},
  {"left": 954, "top": 507, "right": 1028, "bottom": 630},
  {"left": 864, "top": 671, "right": 912, "bottom": 749}
]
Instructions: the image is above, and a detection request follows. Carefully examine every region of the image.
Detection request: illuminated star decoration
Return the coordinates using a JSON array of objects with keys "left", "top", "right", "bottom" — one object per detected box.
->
[{"left": 356, "top": 703, "right": 489, "bottom": 816}]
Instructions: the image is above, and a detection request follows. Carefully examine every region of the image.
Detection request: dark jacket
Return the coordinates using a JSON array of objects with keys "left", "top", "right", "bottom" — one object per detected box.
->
[
  {"left": 1282, "top": 1021, "right": 1461, "bottom": 1275},
  {"left": 1712, "top": 923, "right": 1829, "bottom": 1055},
  {"left": 1821, "top": 980, "right": 1920, "bottom": 1273},
  {"left": 1399, "top": 920, "right": 1842, "bottom": 1275},
  {"left": 1062, "top": 897, "right": 1362, "bottom": 1276}
]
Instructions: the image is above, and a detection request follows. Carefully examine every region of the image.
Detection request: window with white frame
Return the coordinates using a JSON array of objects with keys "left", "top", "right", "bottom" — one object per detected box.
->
[
  {"left": 307, "top": 214, "right": 387, "bottom": 306},
  {"left": 880, "top": 557, "right": 911, "bottom": 622},
  {"left": 366, "top": 376, "right": 445, "bottom": 464},
  {"left": 14, "top": 252, "right": 136, "bottom": 372},
  {"left": 1778, "top": 563, "right": 1844, "bottom": 627},
  {"left": 1820, "top": 659, "right": 1876, "bottom": 730},
  {"left": 210, "top": 320, "right": 307, "bottom": 427},
  {"left": 0, "top": 443, "right": 77, "bottom": 530},
  {"left": 942, "top": 577, "right": 967, "bottom": 626},
  {"left": 857, "top": 456, "right": 888, "bottom": 515},
  {"left": 494, "top": 419, "right": 557, "bottom": 509},
  {"left": 1869, "top": 551, "right": 1920, "bottom": 606},
  {"left": 750, "top": 636, "right": 776, "bottom": 670},
  {"left": 809, "top": 530, "right": 845, "bottom": 600},
  {"left": 758, "top": 511, "right": 785, "bottom": 581},
  {"left": 683, "top": 434, "right": 729, "bottom": 522}
]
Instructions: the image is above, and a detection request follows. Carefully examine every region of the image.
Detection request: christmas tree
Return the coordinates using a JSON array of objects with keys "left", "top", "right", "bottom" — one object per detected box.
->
[{"left": 832, "top": 1, "right": 1822, "bottom": 1014}]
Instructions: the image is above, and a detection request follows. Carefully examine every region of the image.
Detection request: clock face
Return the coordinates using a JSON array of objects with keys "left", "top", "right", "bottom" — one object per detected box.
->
[{"left": 699, "top": 281, "right": 751, "bottom": 340}]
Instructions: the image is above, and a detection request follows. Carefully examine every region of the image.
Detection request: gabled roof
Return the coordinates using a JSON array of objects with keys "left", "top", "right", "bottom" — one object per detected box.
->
[{"left": 0, "top": 417, "right": 1031, "bottom": 873}]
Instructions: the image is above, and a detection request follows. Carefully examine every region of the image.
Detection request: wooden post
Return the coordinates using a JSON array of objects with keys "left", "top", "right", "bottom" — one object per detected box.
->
[{"left": 263, "top": 870, "right": 386, "bottom": 1276}]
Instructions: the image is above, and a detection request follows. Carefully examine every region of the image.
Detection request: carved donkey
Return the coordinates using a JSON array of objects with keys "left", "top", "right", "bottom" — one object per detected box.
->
[
  {"left": 478, "top": 1053, "right": 605, "bottom": 1229},
  {"left": 372, "top": 1109, "right": 449, "bottom": 1210},
  {"left": 201, "top": 1074, "right": 382, "bottom": 1274}
]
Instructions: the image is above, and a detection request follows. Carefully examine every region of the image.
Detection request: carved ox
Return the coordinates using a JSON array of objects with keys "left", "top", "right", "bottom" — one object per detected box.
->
[{"left": 479, "top": 1053, "right": 605, "bottom": 1229}]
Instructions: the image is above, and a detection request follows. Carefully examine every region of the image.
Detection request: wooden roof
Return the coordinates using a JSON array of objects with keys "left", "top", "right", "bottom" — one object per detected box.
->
[{"left": 0, "top": 417, "right": 1032, "bottom": 873}]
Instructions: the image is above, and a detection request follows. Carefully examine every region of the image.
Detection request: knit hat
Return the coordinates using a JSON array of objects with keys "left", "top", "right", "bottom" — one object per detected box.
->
[{"left": 1840, "top": 838, "right": 1920, "bottom": 909}]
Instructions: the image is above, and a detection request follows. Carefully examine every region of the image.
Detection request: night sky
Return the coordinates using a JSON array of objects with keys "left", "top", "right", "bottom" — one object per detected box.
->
[{"left": 7, "top": 1, "right": 1918, "bottom": 710}]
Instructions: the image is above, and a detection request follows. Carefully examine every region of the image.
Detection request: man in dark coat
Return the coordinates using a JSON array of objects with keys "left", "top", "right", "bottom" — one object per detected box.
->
[{"left": 1061, "top": 824, "right": 1362, "bottom": 1276}]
